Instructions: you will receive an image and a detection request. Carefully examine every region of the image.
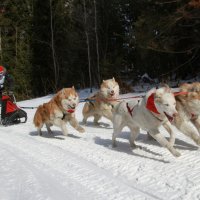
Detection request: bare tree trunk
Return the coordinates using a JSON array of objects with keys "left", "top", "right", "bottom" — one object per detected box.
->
[
  {"left": 94, "top": 0, "right": 100, "bottom": 86},
  {"left": 15, "top": 26, "right": 18, "bottom": 64},
  {"left": 83, "top": 0, "right": 92, "bottom": 93},
  {"left": 0, "top": 27, "right": 2, "bottom": 61},
  {"left": 50, "top": 0, "right": 58, "bottom": 90}
]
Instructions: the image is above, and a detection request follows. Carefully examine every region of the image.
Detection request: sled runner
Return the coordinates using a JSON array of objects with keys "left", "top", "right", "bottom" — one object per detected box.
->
[{"left": 0, "top": 94, "right": 27, "bottom": 126}]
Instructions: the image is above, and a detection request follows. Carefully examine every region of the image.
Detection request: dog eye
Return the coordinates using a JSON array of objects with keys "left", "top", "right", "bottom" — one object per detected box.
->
[
  {"left": 165, "top": 104, "right": 169, "bottom": 106},
  {"left": 68, "top": 99, "right": 72, "bottom": 101}
]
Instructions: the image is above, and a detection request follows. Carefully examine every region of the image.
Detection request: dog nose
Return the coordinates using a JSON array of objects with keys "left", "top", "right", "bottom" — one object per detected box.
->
[
  {"left": 73, "top": 103, "right": 76, "bottom": 107},
  {"left": 111, "top": 90, "right": 114, "bottom": 94}
]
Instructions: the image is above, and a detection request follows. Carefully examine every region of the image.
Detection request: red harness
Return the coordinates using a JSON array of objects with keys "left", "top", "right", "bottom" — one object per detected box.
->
[
  {"left": 173, "top": 91, "right": 188, "bottom": 96},
  {"left": 146, "top": 93, "right": 160, "bottom": 114},
  {"left": 126, "top": 103, "right": 135, "bottom": 116}
]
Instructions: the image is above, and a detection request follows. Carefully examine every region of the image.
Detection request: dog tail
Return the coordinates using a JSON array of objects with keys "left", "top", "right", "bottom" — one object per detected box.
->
[{"left": 33, "top": 105, "right": 44, "bottom": 127}]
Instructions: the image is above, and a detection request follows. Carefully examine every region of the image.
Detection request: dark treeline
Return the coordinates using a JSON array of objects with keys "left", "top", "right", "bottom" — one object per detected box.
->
[{"left": 0, "top": 0, "right": 199, "bottom": 99}]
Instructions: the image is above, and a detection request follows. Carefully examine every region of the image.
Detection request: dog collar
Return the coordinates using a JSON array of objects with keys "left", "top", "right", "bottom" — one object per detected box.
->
[
  {"left": 62, "top": 113, "right": 66, "bottom": 120},
  {"left": 146, "top": 93, "right": 160, "bottom": 114}
]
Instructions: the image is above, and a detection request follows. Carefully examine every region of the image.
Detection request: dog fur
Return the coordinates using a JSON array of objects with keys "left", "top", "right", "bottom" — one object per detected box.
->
[
  {"left": 112, "top": 86, "right": 181, "bottom": 157},
  {"left": 82, "top": 78, "right": 119, "bottom": 125},
  {"left": 33, "top": 87, "right": 85, "bottom": 136},
  {"left": 171, "top": 82, "right": 200, "bottom": 145}
]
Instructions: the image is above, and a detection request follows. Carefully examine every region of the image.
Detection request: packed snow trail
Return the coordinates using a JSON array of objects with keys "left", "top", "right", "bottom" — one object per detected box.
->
[{"left": 0, "top": 91, "right": 200, "bottom": 200}]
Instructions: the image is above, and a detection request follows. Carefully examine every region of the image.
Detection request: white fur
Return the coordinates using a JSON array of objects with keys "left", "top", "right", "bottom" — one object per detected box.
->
[{"left": 112, "top": 87, "right": 181, "bottom": 157}]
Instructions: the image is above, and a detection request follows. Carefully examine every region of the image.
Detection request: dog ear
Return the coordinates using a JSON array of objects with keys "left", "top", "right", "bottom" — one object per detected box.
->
[
  {"left": 146, "top": 87, "right": 156, "bottom": 99},
  {"left": 61, "top": 88, "right": 66, "bottom": 97},
  {"left": 164, "top": 87, "right": 171, "bottom": 93},
  {"left": 112, "top": 77, "right": 115, "bottom": 82},
  {"left": 72, "top": 86, "right": 75, "bottom": 90}
]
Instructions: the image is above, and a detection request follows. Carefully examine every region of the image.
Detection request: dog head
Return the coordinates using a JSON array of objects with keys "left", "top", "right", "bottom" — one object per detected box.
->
[
  {"left": 183, "top": 92, "right": 200, "bottom": 115},
  {"left": 146, "top": 86, "right": 177, "bottom": 121},
  {"left": 180, "top": 82, "right": 200, "bottom": 93},
  {"left": 100, "top": 77, "right": 119, "bottom": 98},
  {"left": 55, "top": 86, "right": 79, "bottom": 113},
  {"left": 178, "top": 82, "right": 200, "bottom": 115}
]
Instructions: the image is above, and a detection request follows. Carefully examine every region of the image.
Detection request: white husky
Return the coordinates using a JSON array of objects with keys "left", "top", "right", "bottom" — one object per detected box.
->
[{"left": 112, "top": 86, "right": 181, "bottom": 157}]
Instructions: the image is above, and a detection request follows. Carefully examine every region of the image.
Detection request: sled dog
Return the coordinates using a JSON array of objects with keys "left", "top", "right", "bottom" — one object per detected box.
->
[
  {"left": 82, "top": 78, "right": 119, "bottom": 125},
  {"left": 112, "top": 86, "right": 181, "bottom": 157},
  {"left": 33, "top": 87, "right": 85, "bottom": 136},
  {"left": 171, "top": 82, "right": 200, "bottom": 145}
]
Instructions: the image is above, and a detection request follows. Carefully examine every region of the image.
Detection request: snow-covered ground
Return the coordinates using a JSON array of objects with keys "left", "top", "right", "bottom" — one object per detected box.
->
[{"left": 1, "top": 89, "right": 200, "bottom": 200}]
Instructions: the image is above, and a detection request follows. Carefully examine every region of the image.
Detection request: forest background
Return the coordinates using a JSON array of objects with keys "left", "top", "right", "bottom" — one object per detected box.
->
[{"left": 0, "top": 0, "right": 199, "bottom": 99}]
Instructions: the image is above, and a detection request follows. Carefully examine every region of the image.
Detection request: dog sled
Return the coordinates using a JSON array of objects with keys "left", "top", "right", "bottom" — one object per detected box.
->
[{"left": 0, "top": 94, "right": 27, "bottom": 126}]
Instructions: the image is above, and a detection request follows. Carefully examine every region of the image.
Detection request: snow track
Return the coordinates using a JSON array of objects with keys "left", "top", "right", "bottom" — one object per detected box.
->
[{"left": 0, "top": 94, "right": 200, "bottom": 200}]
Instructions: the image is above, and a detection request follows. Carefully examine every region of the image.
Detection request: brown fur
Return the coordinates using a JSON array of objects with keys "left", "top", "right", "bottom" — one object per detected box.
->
[
  {"left": 33, "top": 87, "right": 85, "bottom": 136},
  {"left": 171, "top": 82, "right": 200, "bottom": 145},
  {"left": 82, "top": 78, "right": 119, "bottom": 125}
]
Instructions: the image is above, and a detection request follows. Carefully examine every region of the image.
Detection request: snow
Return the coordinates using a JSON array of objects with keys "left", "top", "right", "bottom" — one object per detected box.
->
[{"left": 1, "top": 90, "right": 200, "bottom": 200}]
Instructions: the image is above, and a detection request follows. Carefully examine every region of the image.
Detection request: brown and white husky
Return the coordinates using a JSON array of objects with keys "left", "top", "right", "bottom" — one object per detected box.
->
[
  {"left": 34, "top": 87, "right": 85, "bottom": 136},
  {"left": 171, "top": 82, "right": 200, "bottom": 145},
  {"left": 82, "top": 78, "right": 119, "bottom": 125}
]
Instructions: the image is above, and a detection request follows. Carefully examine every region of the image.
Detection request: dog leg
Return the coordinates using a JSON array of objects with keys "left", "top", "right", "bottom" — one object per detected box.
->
[
  {"left": 177, "top": 120, "right": 200, "bottom": 145},
  {"left": 82, "top": 103, "right": 93, "bottom": 124},
  {"left": 163, "top": 121, "right": 176, "bottom": 146},
  {"left": 191, "top": 116, "right": 200, "bottom": 134},
  {"left": 112, "top": 114, "right": 124, "bottom": 147},
  {"left": 128, "top": 126, "right": 140, "bottom": 148},
  {"left": 46, "top": 124, "right": 53, "bottom": 134},
  {"left": 103, "top": 110, "right": 113, "bottom": 122},
  {"left": 149, "top": 130, "right": 181, "bottom": 157},
  {"left": 93, "top": 114, "right": 102, "bottom": 125},
  {"left": 82, "top": 112, "right": 93, "bottom": 125},
  {"left": 69, "top": 117, "right": 85, "bottom": 133},
  {"left": 54, "top": 118, "right": 68, "bottom": 136},
  {"left": 37, "top": 127, "right": 42, "bottom": 136}
]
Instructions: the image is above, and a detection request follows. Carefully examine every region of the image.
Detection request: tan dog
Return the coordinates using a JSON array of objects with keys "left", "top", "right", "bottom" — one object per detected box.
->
[
  {"left": 171, "top": 82, "right": 200, "bottom": 145},
  {"left": 34, "top": 87, "right": 85, "bottom": 136},
  {"left": 82, "top": 78, "right": 119, "bottom": 125}
]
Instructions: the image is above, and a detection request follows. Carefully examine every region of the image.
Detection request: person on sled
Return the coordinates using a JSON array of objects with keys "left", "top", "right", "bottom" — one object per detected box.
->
[
  {"left": 0, "top": 65, "right": 15, "bottom": 120},
  {"left": 0, "top": 65, "right": 14, "bottom": 99}
]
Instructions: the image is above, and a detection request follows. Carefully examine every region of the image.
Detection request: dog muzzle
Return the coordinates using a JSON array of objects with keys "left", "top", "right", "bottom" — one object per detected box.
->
[{"left": 164, "top": 112, "right": 174, "bottom": 122}]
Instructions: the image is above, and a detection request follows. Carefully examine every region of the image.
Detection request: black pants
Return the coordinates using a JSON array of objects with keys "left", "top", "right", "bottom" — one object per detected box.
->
[{"left": 0, "top": 90, "right": 6, "bottom": 120}]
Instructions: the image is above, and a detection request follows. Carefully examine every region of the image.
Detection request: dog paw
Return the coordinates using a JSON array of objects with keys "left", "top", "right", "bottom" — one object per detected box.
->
[
  {"left": 78, "top": 126, "right": 85, "bottom": 133},
  {"left": 172, "top": 149, "right": 181, "bottom": 157},
  {"left": 112, "top": 143, "right": 117, "bottom": 148},
  {"left": 82, "top": 119, "right": 87, "bottom": 125},
  {"left": 94, "top": 122, "right": 100, "bottom": 126},
  {"left": 196, "top": 138, "right": 200, "bottom": 145}
]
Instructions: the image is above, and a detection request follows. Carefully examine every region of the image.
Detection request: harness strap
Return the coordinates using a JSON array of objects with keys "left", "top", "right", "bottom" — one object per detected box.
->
[
  {"left": 174, "top": 91, "right": 188, "bottom": 96},
  {"left": 126, "top": 102, "right": 135, "bottom": 116},
  {"left": 149, "top": 111, "right": 164, "bottom": 122},
  {"left": 62, "top": 113, "right": 66, "bottom": 120}
]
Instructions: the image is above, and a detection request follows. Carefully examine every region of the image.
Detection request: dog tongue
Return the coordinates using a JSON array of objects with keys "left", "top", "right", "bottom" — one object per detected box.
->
[
  {"left": 67, "top": 109, "right": 75, "bottom": 113},
  {"left": 164, "top": 112, "right": 173, "bottom": 122}
]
